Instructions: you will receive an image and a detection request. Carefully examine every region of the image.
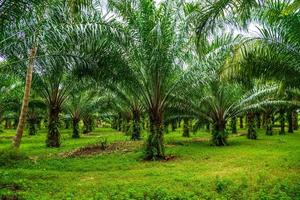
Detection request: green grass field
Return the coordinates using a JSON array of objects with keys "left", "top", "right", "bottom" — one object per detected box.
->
[{"left": 0, "top": 127, "right": 300, "bottom": 200}]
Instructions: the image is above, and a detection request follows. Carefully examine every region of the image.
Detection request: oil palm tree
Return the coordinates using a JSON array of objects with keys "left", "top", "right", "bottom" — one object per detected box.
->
[
  {"left": 32, "top": 56, "right": 75, "bottom": 147},
  {"left": 175, "top": 31, "right": 287, "bottom": 145},
  {"left": 185, "top": 78, "right": 283, "bottom": 145},
  {"left": 187, "top": 0, "right": 260, "bottom": 58},
  {"left": 223, "top": 1, "right": 300, "bottom": 135},
  {"left": 27, "top": 98, "right": 46, "bottom": 135},
  {"left": 0, "top": 74, "right": 24, "bottom": 131},
  {"left": 192, "top": 1, "right": 300, "bottom": 139},
  {"left": 64, "top": 86, "right": 99, "bottom": 138},
  {"left": 1, "top": 1, "right": 123, "bottom": 148},
  {"left": 108, "top": 0, "right": 192, "bottom": 160},
  {"left": 224, "top": 0, "right": 300, "bottom": 89},
  {"left": 0, "top": 0, "right": 53, "bottom": 148}
]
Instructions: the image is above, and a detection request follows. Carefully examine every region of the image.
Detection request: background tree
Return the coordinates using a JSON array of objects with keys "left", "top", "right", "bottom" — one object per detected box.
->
[{"left": 27, "top": 98, "right": 46, "bottom": 135}]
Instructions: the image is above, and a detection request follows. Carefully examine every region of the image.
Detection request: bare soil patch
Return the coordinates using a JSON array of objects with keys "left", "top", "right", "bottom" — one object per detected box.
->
[{"left": 60, "top": 141, "right": 143, "bottom": 158}]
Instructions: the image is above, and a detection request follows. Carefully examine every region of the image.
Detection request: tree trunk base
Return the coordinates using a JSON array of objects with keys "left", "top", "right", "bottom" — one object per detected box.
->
[
  {"left": 145, "top": 133, "right": 165, "bottom": 160},
  {"left": 211, "top": 131, "right": 228, "bottom": 146},
  {"left": 46, "top": 134, "right": 60, "bottom": 147},
  {"left": 247, "top": 130, "right": 257, "bottom": 139},
  {"left": 211, "top": 136, "right": 227, "bottom": 146},
  {"left": 72, "top": 131, "right": 80, "bottom": 138},
  {"left": 266, "top": 129, "right": 273, "bottom": 136},
  {"left": 279, "top": 130, "right": 285, "bottom": 135},
  {"left": 46, "top": 119, "right": 60, "bottom": 147}
]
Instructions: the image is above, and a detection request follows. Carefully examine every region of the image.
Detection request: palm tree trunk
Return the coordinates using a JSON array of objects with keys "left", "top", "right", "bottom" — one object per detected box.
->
[
  {"left": 164, "top": 120, "right": 169, "bottom": 134},
  {"left": 265, "top": 111, "right": 273, "bottom": 136},
  {"left": 206, "top": 122, "right": 210, "bottom": 132},
  {"left": 182, "top": 118, "right": 190, "bottom": 137},
  {"left": 255, "top": 112, "right": 261, "bottom": 128},
  {"left": 231, "top": 117, "right": 237, "bottom": 134},
  {"left": 46, "top": 104, "right": 60, "bottom": 147},
  {"left": 13, "top": 118, "right": 18, "bottom": 129},
  {"left": 287, "top": 109, "right": 293, "bottom": 133},
  {"left": 145, "top": 108, "right": 164, "bottom": 160},
  {"left": 178, "top": 119, "right": 181, "bottom": 128},
  {"left": 117, "top": 114, "right": 122, "bottom": 131},
  {"left": 5, "top": 119, "right": 9, "bottom": 129},
  {"left": 171, "top": 119, "right": 177, "bottom": 131},
  {"left": 65, "top": 119, "right": 70, "bottom": 129},
  {"left": 111, "top": 117, "right": 117, "bottom": 129},
  {"left": 293, "top": 110, "right": 298, "bottom": 130},
  {"left": 37, "top": 118, "right": 41, "bottom": 129},
  {"left": 72, "top": 117, "right": 80, "bottom": 138},
  {"left": 131, "top": 109, "right": 141, "bottom": 140},
  {"left": 28, "top": 117, "right": 37, "bottom": 135},
  {"left": 83, "top": 116, "right": 93, "bottom": 134},
  {"left": 247, "top": 112, "right": 257, "bottom": 139},
  {"left": 12, "top": 46, "right": 37, "bottom": 148},
  {"left": 279, "top": 108, "right": 285, "bottom": 135},
  {"left": 212, "top": 119, "right": 227, "bottom": 146},
  {"left": 239, "top": 116, "right": 243, "bottom": 129},
  {"left": 121, "top": 116, "right": 130, "bottom": 134}
]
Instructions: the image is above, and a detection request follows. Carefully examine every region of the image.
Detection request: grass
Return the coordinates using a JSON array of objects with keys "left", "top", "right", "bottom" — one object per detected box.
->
[{"left": 0, "top": 126, "right": 300, "bottom": 200}]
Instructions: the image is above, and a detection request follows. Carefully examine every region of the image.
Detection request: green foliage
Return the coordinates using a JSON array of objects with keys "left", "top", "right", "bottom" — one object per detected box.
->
[
  {"left": 0, "top": 0, "right": 300, "bottom": 199},
  {"left": 0, "top": 148, "right": 27, "bottom": 166},
  {"left": 0, "top": 128, "right": 299, "bottom": 199},
  {"left": 211, "top": 128, "right": 229, "bottom": 146},
  {"left": 97, "top": 137, "right": 109, "bottom": 150}
]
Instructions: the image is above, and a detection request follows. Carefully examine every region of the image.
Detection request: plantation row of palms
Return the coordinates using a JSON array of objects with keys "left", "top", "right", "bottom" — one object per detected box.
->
[{"left": 0, "top": 0, "right": 299, "bottom": 160}]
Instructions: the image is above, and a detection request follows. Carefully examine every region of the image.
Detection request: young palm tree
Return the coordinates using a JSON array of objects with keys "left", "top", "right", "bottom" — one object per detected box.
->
[
  {"left": 187, "top": 80, "right": 283, "bottom": 145},
  {"left": 64, "top": 86, "right": 99, "bottom": 137},
  {"left": 27, "top": 98, "right": 46, "bottom": 135},
  {"left": 107, "top": 85, "right": 144, "bottom": 140},
  {"left": 175, "top": 30, "right": 286, "bottom": 145}
]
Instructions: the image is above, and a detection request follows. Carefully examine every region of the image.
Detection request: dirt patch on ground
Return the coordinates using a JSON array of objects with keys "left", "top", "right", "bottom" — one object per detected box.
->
[
  {"left": 191, "top": 137, "right": 210, "bottom": 142},
  {"left": 163, "top": 155, "right": 176, "bottom": 161},
  {"left": 60, "top": 141, "right": 143, "bottom": 158},
  {"left": 0, "top": 183, "right": 22, "bottom": 200},
  {"left": 0, "top": 183, "right": 22, "bottom": 192},
  {"left": 0, "top": 195, "right": 19, "bottom": 200},
  {"left": 0, "top": 136, "right": 14, "bottom": 139},
  {"left": 235, "top": 132, "right": 247, "bottom": 136},
  {"left": 167, "top": 132, "right": 247, "bottom": 146}
]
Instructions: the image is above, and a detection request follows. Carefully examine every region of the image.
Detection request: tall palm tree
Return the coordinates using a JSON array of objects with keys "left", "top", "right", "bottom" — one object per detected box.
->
[
  {"left": 0, "top": 0, "right": 51, "bottom": 148},
  {"left": 108, "top": 0, "right": 191, "bottom": 160},
  {"left": 33, "top": 58, "right": 74, "bottom": 147}
]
